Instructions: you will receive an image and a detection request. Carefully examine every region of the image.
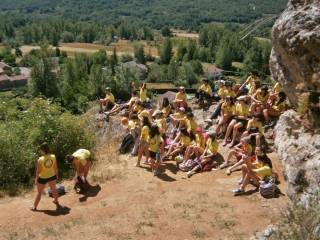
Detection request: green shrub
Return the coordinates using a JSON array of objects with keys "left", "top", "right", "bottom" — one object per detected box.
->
[
  {"left": 0, "top": 98, "right": 95, "bottom": 192},
  {"left": 272, "top": 192, "right": 320, "bottom": 240}
]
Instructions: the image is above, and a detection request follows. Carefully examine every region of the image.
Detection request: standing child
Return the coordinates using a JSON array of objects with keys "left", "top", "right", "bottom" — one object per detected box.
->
[{"left": 148, "top": 124, "right": 165, "bottom": 176}]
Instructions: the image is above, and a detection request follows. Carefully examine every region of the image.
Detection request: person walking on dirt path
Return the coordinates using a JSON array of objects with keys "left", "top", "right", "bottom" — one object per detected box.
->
[
  {"left": 31, "top": 143, "right": 60, "bottom": 211},
  {"left": 67, "top": 149, "right": 93, "bottom": 187}
]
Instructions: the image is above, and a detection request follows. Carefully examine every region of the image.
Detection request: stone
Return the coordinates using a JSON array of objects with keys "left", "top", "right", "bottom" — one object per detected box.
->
[
  {"left": 274, "top": 110, "right": 320, "bottom": 201},
  {"left": 270, "top": 0, "right": 320, "bottom": 107}
]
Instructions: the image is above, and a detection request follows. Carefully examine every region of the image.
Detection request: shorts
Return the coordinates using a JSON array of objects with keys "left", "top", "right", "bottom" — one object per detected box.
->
[
  {"left": 38, "top": 175, "right": 57, "bottom": 184},
  {"left": 234, "top": 117, "right": 248, "bottom": 128},
  {"left": 149, "top": 151, "right": 157, "bottom": 159}
]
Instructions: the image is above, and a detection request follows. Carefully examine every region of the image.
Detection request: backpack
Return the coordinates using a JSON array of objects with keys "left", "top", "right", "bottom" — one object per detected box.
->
[
  {"left": 119, "top": 133, "right": 134, "bottom": 154},
  {"left": 179, "top": 158, "right": 199, "bottom": 172},
  {"left": 48, "top": 185, "right": 66, "bottom": 197},
  {"left": 259, "top": 178, "right": 280, "bottom": 199},
  {"left": 74, "top": 176, "right": 90, "bottom": 193}
]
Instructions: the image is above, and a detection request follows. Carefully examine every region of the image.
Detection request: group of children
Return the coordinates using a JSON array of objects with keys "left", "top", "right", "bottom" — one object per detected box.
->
[{"left": 100, "top": 71, "right": 287, "bottom": 196}]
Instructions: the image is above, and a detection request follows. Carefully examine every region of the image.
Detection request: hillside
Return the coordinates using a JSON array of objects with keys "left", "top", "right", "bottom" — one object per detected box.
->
[{"left": 0, "top": 0, "right": 288, "bottom": 29}]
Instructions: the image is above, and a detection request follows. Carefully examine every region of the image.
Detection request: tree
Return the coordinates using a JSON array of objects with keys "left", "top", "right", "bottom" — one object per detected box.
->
[
  {"left": 243, "top": 41, "right": 263, "bottom": 75},
  {"left": 215, "top": 35, "right": 234, "bottom": 70},
  {"left": 109, "top": 48, "right": 118, "bottom": 74},
  {"left": 167, "top": 59, "right": 179, "bottom": 83},
  {"left": 161, "top": 26, "right": 172, "bottom": 37},
  {"left": 134, "top": 44, "right": 146, "bottom": 64},
  {"left": 185, "top": 40, "right": 198, "bottom": 61},
  {"left": 176, "top": 43, "right": 187, "bottom": 62},
  {"left": 159, "top": 38, "right": 173, "bottom": 65}
]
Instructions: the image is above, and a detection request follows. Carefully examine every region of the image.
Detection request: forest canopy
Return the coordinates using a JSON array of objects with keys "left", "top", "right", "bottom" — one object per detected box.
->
[{"left": 0, "top": 0, "right": 287, "bottom": 29}]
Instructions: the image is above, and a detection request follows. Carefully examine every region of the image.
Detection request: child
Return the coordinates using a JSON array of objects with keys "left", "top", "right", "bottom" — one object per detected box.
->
[
  {"left": 136, "top": 117, "right": 151, "bottom": 167},
  {"left": 215, "top": 96, "right": 235, "bottom": 136},
  {"left": 222, "top": 136, "right": 254, "bottom": 172},
  {"left": 148, "top": 124, "right": 165, "bottom": 176},
  {"left": 223, "top": 96, "right": 250, "bottom": 147},
  {"left": 232, "top": 152, "right": 273, "bottom": 196},
  {"left": 165, "top": 128, "right": 192, "bottom": 159},
  {"left": 187, "top": 131, "right": 219, "bottom": 178}
]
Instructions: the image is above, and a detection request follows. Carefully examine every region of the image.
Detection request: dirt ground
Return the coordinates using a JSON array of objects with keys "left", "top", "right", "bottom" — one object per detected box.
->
[{"left": 0, "top": 107, "right": 288, "bottom": 240}]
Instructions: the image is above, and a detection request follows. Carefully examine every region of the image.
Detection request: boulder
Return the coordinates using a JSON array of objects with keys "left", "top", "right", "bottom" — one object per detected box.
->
[
  {"left": 274, "top": 110, "right": 320, "bottom": 202},
  {"left": 270, "top": 0, "right": 320, "bottom": 107}
]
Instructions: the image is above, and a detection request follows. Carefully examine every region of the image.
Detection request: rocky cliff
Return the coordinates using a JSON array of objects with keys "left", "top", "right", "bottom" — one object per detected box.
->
[{"left": 270, "top": 0, "right": 320, "bottom": 202}]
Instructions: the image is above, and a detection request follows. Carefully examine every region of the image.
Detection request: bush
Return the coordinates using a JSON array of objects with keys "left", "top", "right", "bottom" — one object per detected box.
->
[
  {"left": 271, "top": 192, "right": 320, "bottom": 240},
  {"left": 0, "top": 98, "right": 96, "bottom": 193}
]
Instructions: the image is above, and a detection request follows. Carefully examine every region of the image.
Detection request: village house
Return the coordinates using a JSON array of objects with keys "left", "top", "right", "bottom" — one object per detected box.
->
[{"left": 0, "top": 62, "right": 31, "bottom": 90}]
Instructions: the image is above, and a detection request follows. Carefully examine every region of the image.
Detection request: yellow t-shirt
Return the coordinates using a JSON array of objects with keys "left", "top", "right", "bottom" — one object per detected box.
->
[
  {"left": 148, "top": 135, "right": 163, "bottom": 153},
  {"left": 140, "top": 88, "right": 147, "bottom": 102},
  {"left": 255, "top": 89, "right": 269, "bottom": 103},
  {"left": 218, "top": 86, "right": 226, "bottom": 98},
  {"left": 175, "top": 92, "right": 187, "bottom": 102},
  {"left": 185, "top": 117, "right": 198, "bottom": 133},
  {"left": 221, "top": 102, "right": 235, "bottom": 116},
  {"left": 206, "top": 138, "right": 219, "bottom": 155},
  {"left": 247, "top": 119, "right": 264, "bottom": 134},
  {"left": 105, "top": 93, "right": 115, "bottom": 104},
  {"left": 235, "top": 103, "right": 250, "bottom": 117},
  {"left": 253, "top": 165, "right": 272, "bottom": 178},
  {"left": 38, "top": 154, "right": 57, "bottom": 179},
  {"left": 198, "top": 84, "right": 212, "bottom": 96},
  {"left": 155, "top": 118, "right": 167, "bottom": 134},
  {"left": 196, "top": 133, "right": 205, "bottom": 149},
  {"left": 73, "top": 149, "right": 91, "bottom": 166},
  {"left": 138, "top": 110, "right": 152, "bottom": 123},
  {"left": 272, "top": 100, "right": 286, "bottom": 112},
  {"left": 128, "top": 96, "right": 138, "bottom": 105},
  {"left": 140, "top": 126, "right": 150, "bottom": 142},
  {"left": 161, "top": 105, "right": 171, "bottom": 117},
  {"left": 133, "top": 104, "right": 142, "bottom": 113},
  {"left": 273, "top": 82, "right": 282, "bottom": 94},
  {"left": 128, "top": 120, "right": 140, "bottom": 130},
  {"left": 219, "top": 88, "right": 236, "bottom": 100},
  {"left": 180, "top": 135, "right": 191, "bottom": 147}
]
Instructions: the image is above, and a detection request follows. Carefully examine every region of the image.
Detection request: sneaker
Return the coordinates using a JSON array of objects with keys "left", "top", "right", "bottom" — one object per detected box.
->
[
  {"left": 232, "top": 188, "right": 244, "bottom": 196},
  {"left": 187, "top": 171, "right": 193, "bottom": 178},
  {"left": 204, "top": 119, "right": 213, "bottom": 124}
]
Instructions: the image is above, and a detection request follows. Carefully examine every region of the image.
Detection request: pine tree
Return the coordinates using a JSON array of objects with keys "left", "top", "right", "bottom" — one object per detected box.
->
[
  {"left": 134, "top": 45, "right": 146, "bottom": 64},
  {"left": 159, "top": 38, "right": 173, "bottom": 65}
]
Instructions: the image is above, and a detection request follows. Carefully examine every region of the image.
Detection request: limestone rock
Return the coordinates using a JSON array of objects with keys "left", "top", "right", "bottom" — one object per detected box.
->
[
  {"left": 274, "top": 110, "right": 320, "bottom": 201},
  {"left": 270, "top": 0, "right": 320, "bottom": 107}
]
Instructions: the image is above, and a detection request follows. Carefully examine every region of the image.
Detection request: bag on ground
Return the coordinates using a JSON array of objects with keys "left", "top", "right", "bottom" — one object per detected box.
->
[{"left": 259, "top": 179, "right": 280, "bottom": 199}]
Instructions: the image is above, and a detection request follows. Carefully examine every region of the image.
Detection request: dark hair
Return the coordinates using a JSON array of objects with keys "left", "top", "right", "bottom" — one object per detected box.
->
[
  {"left": 149, "top": 124, "right": 160, "bottom": 138},
  {"left": 132, "top": 91, "right": 138, "bottom": 96},
  {"left": 253, "top": 113, "right": 262, "bottom": 120},
  {"left": 186, "top": 112, "right": 194, "bottom": 118},
  {"left": 261, "top": 85, "right": 269, "bottom": 94},
  {"left": 142, "top": 116, "right": 151, "bottom": 128},
  {"left": 130, "top": 114, "right": 139, "bottom": 120},
  {"left": 40, "top": 143, "right": 50, "bottom": 155},
  {"left": 251, "top": 70, "right": 258, "bottom": 76},
  {"left": 277, "top": 91, "right": 287, "bottom": 104},
  {"left": 180, "top": 128, "right": 189, "bottom": 137},
  {"left": 162, "top": 97, "right": 170, "bottom": 108},
  {"left": 67, "top": 154, "right": 75, "bottom": 162},
  {"left": 257, "top": 154, "right": 273, "bottom": 168}
]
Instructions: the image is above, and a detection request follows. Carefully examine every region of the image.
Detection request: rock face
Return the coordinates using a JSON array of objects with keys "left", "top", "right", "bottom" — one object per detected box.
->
[
  {"left": 270, "top": 0, "right": 320, "bottom": 202},
  {"left": 274, "top": 110, "right": 320, "bottom": 202},
  {"left": 270, "top": 0, "right": 320, "bottom": 107}
]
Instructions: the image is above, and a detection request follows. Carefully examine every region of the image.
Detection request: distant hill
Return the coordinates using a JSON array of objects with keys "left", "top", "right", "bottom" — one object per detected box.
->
[{"left": 0, "top": 0, "right": 288, "bottom": 29}]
